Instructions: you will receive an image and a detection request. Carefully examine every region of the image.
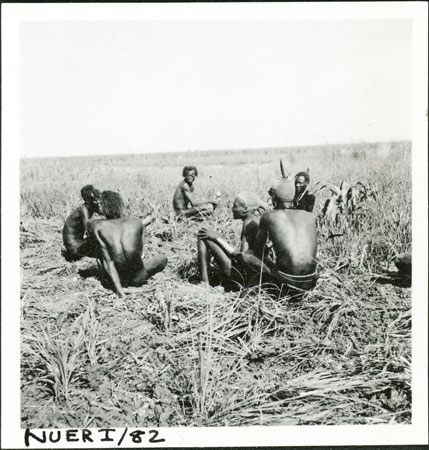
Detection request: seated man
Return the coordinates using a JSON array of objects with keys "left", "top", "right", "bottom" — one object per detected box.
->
[
  {"left": 62, "top": 188, "right": 125, "bottom": 261},
  {"left": 62, "top": 184, "right": 102, "bottom": 261},
  {"left": 293, "top": 171, "right": 315, "bottom": 212},
  {"left": 197, "top": 191, "right": 267, "bottom": 285},
  {"left": 173, "top": 165, "right": 220, "bottom": 219},
  {"left": 88, "top": 192, "right": 167, "bottom": 298},
  {"left": 243, "top": 179, "right": 318, "bottom": 294}
]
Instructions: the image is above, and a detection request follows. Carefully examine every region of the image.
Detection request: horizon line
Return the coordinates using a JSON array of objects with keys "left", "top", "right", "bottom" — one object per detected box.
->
[{"left": 20, "top": 139, "right": 411, "bottom": 160}]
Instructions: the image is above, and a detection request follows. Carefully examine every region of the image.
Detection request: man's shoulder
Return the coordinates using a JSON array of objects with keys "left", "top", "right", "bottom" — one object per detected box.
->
[
  {"left": 243, "top": 216, "right": 260, "bottom": 230},
  {"left": 264, "top": 208, "right": 313, "bottom": 221},
  {"left": 261, "top": 210, "right": 284, "bottom": 222},
  {"left": 287, "top": 209, "right": 316, "bottom": 226},
  {"left": 75, "top": 204, "right": 87, "bottom": 214},
  {"left": 304, "top": 192, "right": 316, "bottom": 201},
  {"left": 179, "top": 180, "right": 192, "bottom": 191},
  {"left": 89, "top": 217, "right": 107, "bottom": 228},
  {"left": 66, "top": 206, "right": 80, "bottom": 219},
  {"left": 245, "top": 214, "right": 261, "bottom": 224},
  {"left": 91, "top": 217, "right": 140, "bottom": 229}
]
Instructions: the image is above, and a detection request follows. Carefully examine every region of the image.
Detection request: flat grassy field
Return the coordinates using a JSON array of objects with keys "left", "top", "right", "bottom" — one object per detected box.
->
[{"left": 20, "top": 141, "right": 411, "bottom": 427}]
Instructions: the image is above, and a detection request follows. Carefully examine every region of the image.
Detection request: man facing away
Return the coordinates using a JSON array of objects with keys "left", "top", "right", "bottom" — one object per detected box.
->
[
  {"left": 243, "top": 179, "right": 318, "bottom": 294},
  {"left": 293, "top": 171, "right": 315, "bottom": 213},
  {"left": 87, "top": 192, "right": 167, "bottom": 298}
]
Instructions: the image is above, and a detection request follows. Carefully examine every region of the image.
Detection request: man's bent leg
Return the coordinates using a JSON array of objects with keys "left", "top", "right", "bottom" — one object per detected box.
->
[
  {"left": 198, "top": 238, "right": 211, "bottom": 282},
  {"left": 76, "top": 238, "right": 99, "bottom": 258},
  {"left": 177, "top": 203, "right": 214, "bottom": 219},
  {"left": 239, "top": 253, "right": 274, "bottom": 277},
  {"left": 204, "top": 240, "right": 232, "bottom": 279},
  {"left": 131, "top": 255, "right": 168, "bottom": 286}
]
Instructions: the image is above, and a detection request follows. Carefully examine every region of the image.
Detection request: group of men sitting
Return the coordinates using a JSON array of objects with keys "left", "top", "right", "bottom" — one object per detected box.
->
[
  {"left": 62, "top": 186, "right": 167, "bottom": 298},
  {"left": 62, "top": 165, "right": 318, "bottom": 298}
]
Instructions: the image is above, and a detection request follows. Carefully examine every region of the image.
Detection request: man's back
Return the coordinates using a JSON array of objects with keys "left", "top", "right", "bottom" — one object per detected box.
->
[
  {"left": 261, "top": 209, "right": 317, "bottom": 275},
  {"left": 89, "top": 218, "right": 143, "bottom": 269}
]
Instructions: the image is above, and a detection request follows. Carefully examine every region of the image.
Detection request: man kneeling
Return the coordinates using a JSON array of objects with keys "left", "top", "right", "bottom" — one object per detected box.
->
[
  {"left": 88, "top": 194, "right": 167, "bottom": 298},
  {"left": 243, "top": 179, "right": 318, "bottom": 294}
]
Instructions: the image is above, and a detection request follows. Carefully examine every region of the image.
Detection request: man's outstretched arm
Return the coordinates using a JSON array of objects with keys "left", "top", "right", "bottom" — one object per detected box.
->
[
  {"left": 239, "top": 217, "right": 274, "bottom": 275},
  {"left": 198, "top": 227, "right": 237, "bottom": 257},
  {"left": 142, "top": 215, "right": 155, "bottom": 227},
  {"left": 183, "top": 185, "right": 218, "bottom": 209},
  {"left": 80, "top": 206, "right": 90, "bottom": 234},
  {"left": 100, "top": 246, "right": 125, "bottom": 298},
  {"left": 92, "top": 227, "right": 125, "bottom": 298}
]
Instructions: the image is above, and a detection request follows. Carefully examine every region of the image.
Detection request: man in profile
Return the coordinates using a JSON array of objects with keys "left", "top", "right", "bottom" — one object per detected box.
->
[
  {"left": 197, "top": 191, "right": 267, "bottom": 285},
  {"left": 62, "top": 184, "right": 102, "bottom": 261},
  {"left": 243, "top": 179, "right": 318, "bottom": 294},
  {"left": 293, "top": 171, "right": 315, "bottom": 212}
]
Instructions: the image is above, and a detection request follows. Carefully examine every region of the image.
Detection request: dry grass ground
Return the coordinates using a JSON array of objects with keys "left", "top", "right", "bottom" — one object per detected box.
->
[{"left": 20, "top": 142, "right": 411, "bottom": 427}]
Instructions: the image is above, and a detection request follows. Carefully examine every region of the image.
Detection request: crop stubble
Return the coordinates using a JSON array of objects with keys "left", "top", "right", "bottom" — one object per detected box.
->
[{"left": 20, "top": 142, "right": 411, "bottom": 427}]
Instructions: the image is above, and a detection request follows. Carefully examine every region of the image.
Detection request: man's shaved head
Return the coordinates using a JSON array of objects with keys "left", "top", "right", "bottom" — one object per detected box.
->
[
  {"left": 236, "top": 191, "right": 268, "bottom": 213},
  {"left": 268, "top": 180, "right": 295, "bottom": 202}
]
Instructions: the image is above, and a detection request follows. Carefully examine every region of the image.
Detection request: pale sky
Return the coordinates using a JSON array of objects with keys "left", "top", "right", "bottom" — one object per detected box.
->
[{"left": 21, "top": 20, "right": 412, "bottom": 157}]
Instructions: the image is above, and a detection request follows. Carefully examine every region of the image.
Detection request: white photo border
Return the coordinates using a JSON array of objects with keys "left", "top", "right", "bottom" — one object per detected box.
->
[{"left": 2, "top": 2, "right": 428, "bottom": 448}]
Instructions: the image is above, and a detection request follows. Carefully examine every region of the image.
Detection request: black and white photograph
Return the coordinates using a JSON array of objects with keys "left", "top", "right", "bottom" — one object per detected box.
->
[{"left": 2, "top": 2, "right": 428, "bottom": 448}]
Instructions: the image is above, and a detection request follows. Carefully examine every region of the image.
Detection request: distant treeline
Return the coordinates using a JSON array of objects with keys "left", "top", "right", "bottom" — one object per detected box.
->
[{"left": 22, "top": 141, "right": 411, "bottom": 169}]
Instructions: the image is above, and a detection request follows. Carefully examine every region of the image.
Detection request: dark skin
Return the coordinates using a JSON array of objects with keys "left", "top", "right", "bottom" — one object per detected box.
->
[
  {"left": 395, "top": 253, "right": 411, "bottom": 276},
  {"left": 88, "top": 217, "right": 167, "bottom": 298},
  {"left": 173, "top": 169, "right": 219, "bottom": 219},
  {"left": 294, "top": 175, "right": 315, "bottom": 212},
  {"left": 197, "top": 196, "right": 260, "bottom": 283},
  {"left": 294, "top": 175, "right": 308, "bottom": 196},
  {"left": 62, "top": 195, "right": 102, "bottom": 259},
  {"left": 242, "top": 197, "right": 317, "bottom": 291}
]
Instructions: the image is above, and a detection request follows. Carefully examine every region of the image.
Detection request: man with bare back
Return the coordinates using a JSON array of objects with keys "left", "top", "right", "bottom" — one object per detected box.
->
[
  {"left": 173, "top": 166, "right": 220, "bottom": 219},
  {"left": 62, "top": 185, "right": 102, "bottom": 261},
  {"left": 243, "top": 179, "right": 318, "bottom": 293},
  {"left": 198, "top": 191, "right": 267, "bottom": 285},
  {"left": 87, "top": 192, "right": 167, "bottom": 298}
]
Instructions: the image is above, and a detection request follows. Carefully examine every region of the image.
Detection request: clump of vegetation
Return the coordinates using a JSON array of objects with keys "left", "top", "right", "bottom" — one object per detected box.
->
[
  {"left": 315, "top": 180, "right": 377, "bottom": 226},
  {"left": 20, "top": 141, "right": 411, "bottom": 427}
]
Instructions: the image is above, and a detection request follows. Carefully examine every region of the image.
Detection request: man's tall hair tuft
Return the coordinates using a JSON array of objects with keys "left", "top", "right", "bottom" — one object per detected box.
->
[{"left": 280, "top": 159, "right": 286, "bottom": 178}]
